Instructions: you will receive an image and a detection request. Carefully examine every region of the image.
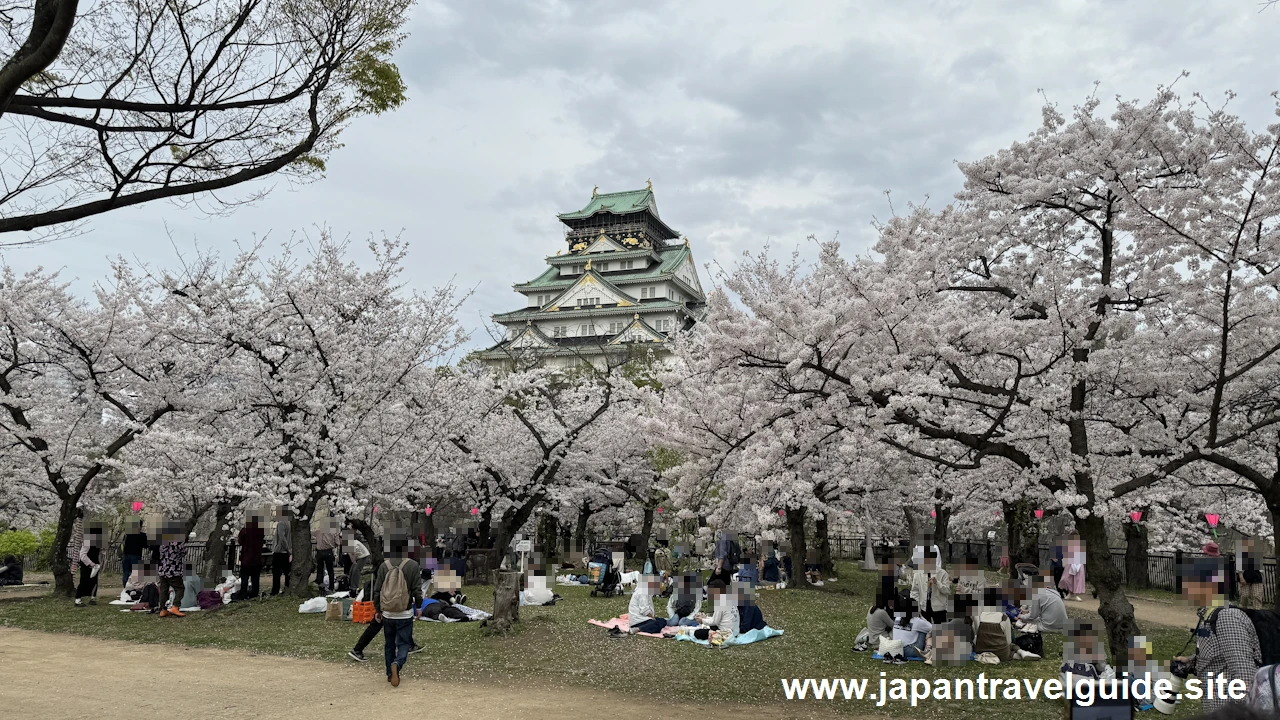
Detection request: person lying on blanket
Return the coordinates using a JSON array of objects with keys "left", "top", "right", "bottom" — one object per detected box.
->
[
  {"left": 626, "top": 575, "right": 666, "bottom": 635},
  {"left": 692, "top": 579, "right": 740, "bottom": 643}
]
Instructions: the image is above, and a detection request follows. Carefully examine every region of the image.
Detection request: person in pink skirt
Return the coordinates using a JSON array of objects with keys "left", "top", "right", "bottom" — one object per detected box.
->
[{"left": 1058, "top": 534, "right": 1087, "bottom": 601}]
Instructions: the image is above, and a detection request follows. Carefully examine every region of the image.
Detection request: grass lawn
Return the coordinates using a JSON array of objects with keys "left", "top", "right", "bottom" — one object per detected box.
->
[{"left": 0, "top": 561, "right": 1203, "bottom": 719}]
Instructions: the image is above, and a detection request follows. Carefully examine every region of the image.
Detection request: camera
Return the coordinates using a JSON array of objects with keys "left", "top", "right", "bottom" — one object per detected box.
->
[{"left": 1170, "top": 659, "right": 1192, "bottom": 679}]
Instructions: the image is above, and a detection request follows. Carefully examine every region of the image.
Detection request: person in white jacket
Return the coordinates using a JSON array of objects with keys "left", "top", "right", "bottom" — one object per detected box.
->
[
  {"left": 627, "top": 576, "right": 666, "bottom": 635},
  {"left": 909, "top": 550, "right": 951, "bottom": 623}
]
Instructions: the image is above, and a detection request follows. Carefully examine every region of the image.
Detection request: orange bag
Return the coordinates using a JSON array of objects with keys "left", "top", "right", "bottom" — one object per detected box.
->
[{"left": 351, "top": 600, "right": 375, "bottom": 624}]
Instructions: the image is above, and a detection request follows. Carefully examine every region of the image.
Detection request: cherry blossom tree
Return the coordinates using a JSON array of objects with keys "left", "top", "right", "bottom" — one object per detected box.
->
[
  {"left": 668, "top": 88, "right": 1280, "bottom": 653},
  {"left": 0, "top": 260, "right": 212, "bottom": 596},
  {"left": 159, "top": 235, "right": 467, "bottom": 595}
]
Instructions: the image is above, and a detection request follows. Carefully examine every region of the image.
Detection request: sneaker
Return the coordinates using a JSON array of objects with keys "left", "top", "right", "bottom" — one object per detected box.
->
[
  {"left": 89, "top": 598, "right": 97, "bottom": 606},
  {"left": 390, "top": 663, "right": 400, "bottom": 687},
  {"left": 348, "top": 650, "right": 367, "bottom": 663},
  {"left": 407, "top": 644, "right": 424, "bottom": 655},
  {"left": 882, "top": 653, "right": 893, "bottom": 664},
  {"left": 74, "top": 599, "right": 84, "bottom": 607},
  {"left": 893, "top": 654, "right": 908, "bottom": 665}
]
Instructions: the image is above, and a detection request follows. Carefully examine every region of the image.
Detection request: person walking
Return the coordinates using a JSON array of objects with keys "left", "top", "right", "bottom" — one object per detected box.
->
[
  {"left": 314, "top": 518, "right": 341, "bottom": 592},
  {"left": 121, "top": 518, "right": 148, "bottom": 590},
  {"left": 270, "top": 508, "right": 293, "bottom": 596},
  {"left": 74, "top": 524, "right": 103, "bottom": 607},
  {"left": 373, "top": 534, "right": 423, "bottom": 687},
  {"left": 237, "top": 514, "right": 265, "bottom": 599}
]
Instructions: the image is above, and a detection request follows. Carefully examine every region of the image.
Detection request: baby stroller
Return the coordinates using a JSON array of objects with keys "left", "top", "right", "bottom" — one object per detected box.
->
[{"left": 588, "top": 547, "right": 622, "bottom": 598}]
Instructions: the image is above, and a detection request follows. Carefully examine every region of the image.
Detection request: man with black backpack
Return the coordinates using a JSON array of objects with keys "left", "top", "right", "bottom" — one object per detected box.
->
[
  {"left": 1174, "top": 557, "right": 1262, "bottom": 714},
  {"left": 373, "top": 534, "right": 424, "bottom": 687}
]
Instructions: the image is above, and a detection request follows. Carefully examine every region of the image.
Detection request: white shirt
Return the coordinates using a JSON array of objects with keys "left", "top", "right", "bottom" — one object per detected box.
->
[
  {"left": 348, "top": 540, "right": 370, "bottom": 561},
  {"left": 629, "top": 586, "right": 655, "bottom": 623}
]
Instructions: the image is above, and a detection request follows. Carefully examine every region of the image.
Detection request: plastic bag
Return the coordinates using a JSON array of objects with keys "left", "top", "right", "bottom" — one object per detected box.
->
[{"left": 298, "top": 596, "right": 328, "bottom": 613}]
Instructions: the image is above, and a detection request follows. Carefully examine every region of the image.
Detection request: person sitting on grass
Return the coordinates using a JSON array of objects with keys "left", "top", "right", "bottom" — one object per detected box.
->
[
  {"left": 1018, "top": 571, "right": 1068, "bottom": 634},
  {"left": 666, "top": 572, "right": 702, "bottom": 627},
  {"left": 622, "top": 576, "right": 666, "bottom": 635},
  {"left": 0, "top": 554, "right": 23, "bottom": 586},
  {"left": 692, "top": 579, "right": 741, "bottom": 644},
  {"left": 865, "top": 591, "right": 896, "bottom": 651}
]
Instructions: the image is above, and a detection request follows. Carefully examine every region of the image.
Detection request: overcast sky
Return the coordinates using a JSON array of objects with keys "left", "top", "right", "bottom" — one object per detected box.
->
[{"left": 5, "top": 0, "right": 1280, "bottom": 352}]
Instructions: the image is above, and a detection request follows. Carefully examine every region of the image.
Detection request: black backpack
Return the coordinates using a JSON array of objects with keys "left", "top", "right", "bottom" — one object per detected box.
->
[
  {"left": 1242, "top": 609, "right": 1280, "bottom": 667},
  {"left": 726, "top": 539, "right": 741, "bottom": 568},
  {"left": 1013, "top": 632, "right": 1044, "bottom": 657},
  {"left": 1208, "top": 607, "right": 1280, "bottom": 667}
]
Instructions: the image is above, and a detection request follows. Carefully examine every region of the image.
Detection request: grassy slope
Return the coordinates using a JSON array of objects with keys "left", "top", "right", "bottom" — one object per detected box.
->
[{"left": 0, "top": 562, "right": 1201, "bottom": 719}]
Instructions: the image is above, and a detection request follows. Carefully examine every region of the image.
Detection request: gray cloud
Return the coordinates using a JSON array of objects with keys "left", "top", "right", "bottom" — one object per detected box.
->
[{"left": 5, "top": 0, "right": 1279, "bottom": 352}]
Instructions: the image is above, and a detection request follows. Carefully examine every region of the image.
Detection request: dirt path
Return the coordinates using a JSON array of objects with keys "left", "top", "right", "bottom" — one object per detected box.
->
[
  {"left": 1071, "top": 594, "right": 1199, "bottom": 629},
  {"left": 0, "top": 627, "right": 846, "bottom": 720}
]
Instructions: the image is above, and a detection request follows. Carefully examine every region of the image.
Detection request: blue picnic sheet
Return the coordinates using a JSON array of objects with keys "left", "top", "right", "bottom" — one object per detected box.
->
[{"left": 675, "top": 626, "right": 784, "bottom": 647}]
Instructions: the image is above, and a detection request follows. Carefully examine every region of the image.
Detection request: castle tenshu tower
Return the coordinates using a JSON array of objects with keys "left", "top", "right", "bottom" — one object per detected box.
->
[{"left": 481, "top": 184, "right": 707, "bottom": 369}]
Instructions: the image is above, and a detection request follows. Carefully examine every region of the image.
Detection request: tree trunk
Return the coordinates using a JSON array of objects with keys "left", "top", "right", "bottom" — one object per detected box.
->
[
  {"left": 477, "top": 508, "right": 493, "bottom": 548},
  {"left": 903, "top": 506, "right": 919, "bottom": 546},
  {"left": 786, "top": 506, "right": 811, "bottom": 588},
  {"left": 50, "top": 494, "right": 80, "bottom": 598},
  {"left": 287, "top": 499, "right": 318, "bottom": 597},
  {"left": 638, "top": 505, "right": 655, "bottom": 565},
  {"left": 1078, "top": 512, "right": 1140, "bottom": 662},
  {"left": 483, "top": 570, "right": 522, "bottom": 633},
  {"left": 573, "top": 505, "right": 592, "bottom": 557},
  {"left": 202, "top": 501, "right": 235, "bottom": 586},
  {"left": 1123, "top": 517, "right": 1149, "bottom": 590},
  {"left": 1003, "top": 499, "right": 1039, "bottom": 576},
  {"left": 861, "top": 504, "right": 877, "bottom": 570},
  {"left": 815, "top": 515, "right": 835, "bottom": 576},
  {"left": 933, "top": 500, "right": 952, "bottom": 552},
  {"left": 422, "top": 511, "right": 436, "bottom": 555}
]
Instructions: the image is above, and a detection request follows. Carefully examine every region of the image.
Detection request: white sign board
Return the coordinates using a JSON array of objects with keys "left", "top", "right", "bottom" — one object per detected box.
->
[{"left": 516, "top": 540, "right": 533, "bottom": 553}]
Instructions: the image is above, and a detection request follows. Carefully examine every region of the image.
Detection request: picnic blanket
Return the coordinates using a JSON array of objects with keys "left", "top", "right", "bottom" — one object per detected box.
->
[
  {"left": 675, "top": 626, "right": 784, "bottom": 647},
  {"left": 586, "top": 614, "right": 689, "bottom": 638}
]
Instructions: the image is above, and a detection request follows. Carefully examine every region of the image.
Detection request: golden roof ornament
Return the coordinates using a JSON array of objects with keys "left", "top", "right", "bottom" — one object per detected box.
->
[
  {"left": 585, "top": 258, "right": 592, "bottom": 270},
  {"left": 556, "top": 249, "right": 561, "bottom": 255},
  {"left": 683, "top": 236, "right": 689, "bottom": 246},
  {"left": 633, "top": 313, "right": 639, "bottom": 319},
  {"left": 592, "top": 185, "right": 599, "bottom": 197},
  {"left": 646, "top": 178, "right": 652, "bottom": 191}
]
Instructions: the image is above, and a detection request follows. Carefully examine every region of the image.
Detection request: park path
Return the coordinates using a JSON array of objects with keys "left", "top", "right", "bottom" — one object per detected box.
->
[
  {"left": 0, "top": 627, "right": 846, "bottom": 720},
  {"left": 1070, "top": 594, "right": 1199, "bottom": 629}
]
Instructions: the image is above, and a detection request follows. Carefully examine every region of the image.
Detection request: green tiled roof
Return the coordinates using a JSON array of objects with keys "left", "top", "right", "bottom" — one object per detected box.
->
[
  {"left": 558, "top": 188, "right": 657, "bottom": 221},
  {"left": 515, "top": 245, "right": 694, "bottom": 292},
  {"left": 492, "top": 299, "right": 689, "bottom": 323}
]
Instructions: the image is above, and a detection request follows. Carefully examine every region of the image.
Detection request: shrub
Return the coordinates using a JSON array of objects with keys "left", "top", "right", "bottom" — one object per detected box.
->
[{"left": 0, "top": 529, "right": 40, "bottom": 559}]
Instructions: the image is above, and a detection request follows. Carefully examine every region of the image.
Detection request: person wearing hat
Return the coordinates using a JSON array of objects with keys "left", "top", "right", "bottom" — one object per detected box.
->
[
  {"left": 1201, "top": 542, "right": 1220, "bottom": 557},
  {"left": 1172, "top": 556, "right": 1261, "bottom": 714}
]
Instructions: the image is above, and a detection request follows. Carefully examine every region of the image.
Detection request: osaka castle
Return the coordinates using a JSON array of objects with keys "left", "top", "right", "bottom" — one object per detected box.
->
[{"left": 480, "top": 183, "right": 707, "bottom": 369}]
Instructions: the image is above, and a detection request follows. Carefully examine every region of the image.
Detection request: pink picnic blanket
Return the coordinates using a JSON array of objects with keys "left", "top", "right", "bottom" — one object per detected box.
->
[{"left": 588, "top": 613, "right": 678, "bottom": 638}]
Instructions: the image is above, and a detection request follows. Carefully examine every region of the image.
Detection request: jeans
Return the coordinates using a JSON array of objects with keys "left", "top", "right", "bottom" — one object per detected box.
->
[
  {"left": 314, "top": 549, "right": 336, "bottom": 590},
  {"left": 270, "top": 552, "right": 291, "bottom": 595},
  {"left": 382, "top": 617, "right": 414, "bottom": 677},
  {"left": 240, "top": 564, "right": 261, "bottom": 598},
  {"left": 667, "top": 616, "right": 699, "bottom": 627},
  {"left": 122, "top": 554, "right": 141, "bottom": 589}
]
